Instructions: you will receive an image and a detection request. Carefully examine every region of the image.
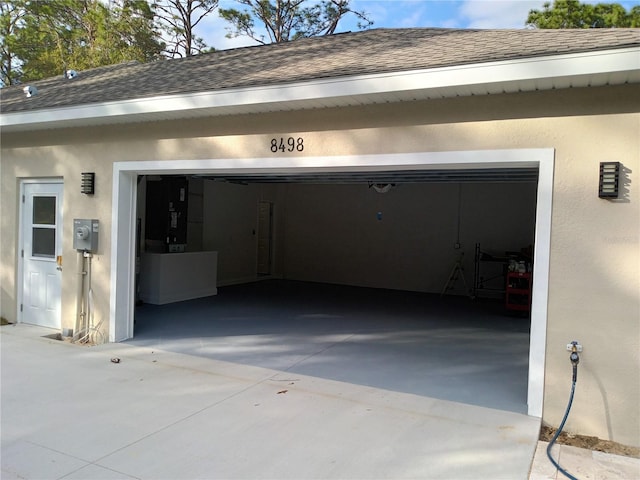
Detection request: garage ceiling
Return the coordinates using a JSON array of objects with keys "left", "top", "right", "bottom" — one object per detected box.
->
[{"left": 193, "top": 167, "right": 539, "bottom": 185}]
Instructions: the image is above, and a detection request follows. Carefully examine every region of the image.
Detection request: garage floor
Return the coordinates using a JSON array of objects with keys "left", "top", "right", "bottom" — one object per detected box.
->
[{"left": 130, "top": 280, "right": 530, "bottom": 414}]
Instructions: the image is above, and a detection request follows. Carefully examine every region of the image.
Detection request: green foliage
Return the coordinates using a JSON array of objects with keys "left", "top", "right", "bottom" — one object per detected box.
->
[
  {"left": 1, "top": 0, "right": 163, "bottom": 85},
  {"left": 219, "top": 0, "right": 373, "bottom": 44},
  {"left": 526, "top": 0, "right": 640, "bottom": 28},
  {"left": 0, "top": 0, "right": 27, "bottom": 86}
]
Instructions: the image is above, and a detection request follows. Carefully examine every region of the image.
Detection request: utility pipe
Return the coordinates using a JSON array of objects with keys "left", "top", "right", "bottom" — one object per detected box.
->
[
  {"left": 74, "top": 250, "right": 85, "bottom": 339},
  {"left": 84, "top": 251, "right": 92, "bottom": 342}
]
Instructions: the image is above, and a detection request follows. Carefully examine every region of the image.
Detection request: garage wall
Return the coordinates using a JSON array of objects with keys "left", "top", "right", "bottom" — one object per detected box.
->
[
  {"left": 202, "top": 181, "right": 283, "bottom": 285},
  {"left": 282, "top": 182, "right": 536, "bottom": 293},
  {"left": 145, "top": 179, "right": 536, "bottom": 295},
  {"left": 199, "top": 180, "right": 536, "bottom": 293}
]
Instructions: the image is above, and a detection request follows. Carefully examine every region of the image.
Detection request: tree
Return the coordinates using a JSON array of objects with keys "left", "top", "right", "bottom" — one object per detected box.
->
[
  {"left": 2, "top": 0, "right": 163, "bottom": 84},
  {"left": 0, "top": 0, "right": 27, "bottom": 86},
  {"left": 152, "top": 0, "right": 219, "bottom": 57},
  {"left": 526, "top": 0, "right": 640, "bottom": 28},
  {"left": 219, "top": 0, "right": 373, "bottom": 44},
  {"left": 591, "top": 2, "right": 640, "bottom": 27},
  {"left": 115, "top": 1, "right": 167, "bottom": 62}
]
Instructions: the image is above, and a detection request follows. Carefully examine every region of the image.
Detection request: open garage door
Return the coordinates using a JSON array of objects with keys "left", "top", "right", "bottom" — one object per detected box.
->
[
  {"left": 111, "top": 149, "right": 554, "bottom": 417},
  {"left": 132, "top": 168, "right": 538, "bottom": 414}
]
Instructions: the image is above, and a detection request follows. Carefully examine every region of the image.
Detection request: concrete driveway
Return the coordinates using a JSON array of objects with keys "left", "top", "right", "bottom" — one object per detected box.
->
[{"left": 1, "top": 324, "right": 540, "bottom": 479}]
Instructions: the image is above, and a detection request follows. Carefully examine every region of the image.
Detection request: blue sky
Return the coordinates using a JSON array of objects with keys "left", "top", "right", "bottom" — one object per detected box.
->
[{"left": 200, "top": 0, "right": 640, "bottom": 50}]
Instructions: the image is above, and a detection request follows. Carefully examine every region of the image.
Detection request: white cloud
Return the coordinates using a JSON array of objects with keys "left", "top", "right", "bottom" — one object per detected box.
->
[
  {"left": 458, "top": 0, "right": 546, "bottom": 29},
  {"left": 351, "top": 0, "right": 548, "bottom": 30}
]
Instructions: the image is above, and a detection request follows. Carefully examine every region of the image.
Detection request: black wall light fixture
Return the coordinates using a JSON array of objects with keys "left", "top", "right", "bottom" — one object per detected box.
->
[
  {"left": 81, "top": 172, "right": 95, "bottom": 195},
  {"left": 598, "top": 162, "right": 620, "bottom": 199}
]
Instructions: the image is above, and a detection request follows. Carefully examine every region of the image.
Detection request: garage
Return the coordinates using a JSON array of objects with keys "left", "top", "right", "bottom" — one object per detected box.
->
[
  {"left": 3, "top": 26, "right": 638, "bottom": 452},
  {"left": 124, "top": 152, "right": 548, "bottom": 416}
]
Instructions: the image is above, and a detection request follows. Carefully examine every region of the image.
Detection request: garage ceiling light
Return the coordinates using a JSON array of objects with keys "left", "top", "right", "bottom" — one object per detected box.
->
[{"left": 370, "top": 183, "right": 394, "bottom": 193}]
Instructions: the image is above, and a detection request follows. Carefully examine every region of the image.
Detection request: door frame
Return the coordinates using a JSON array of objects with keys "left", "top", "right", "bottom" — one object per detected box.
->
[
  {"left": 17, "top": 178, "right": 64, "bottom": 326},
  {"left": 111, "top": 149, "right": 554, "bottom": 417}
]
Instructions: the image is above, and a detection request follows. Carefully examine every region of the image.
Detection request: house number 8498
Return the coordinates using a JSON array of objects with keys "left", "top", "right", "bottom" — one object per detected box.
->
[{"left": 271, "top": 137, "right": 304, "bottom": 153}]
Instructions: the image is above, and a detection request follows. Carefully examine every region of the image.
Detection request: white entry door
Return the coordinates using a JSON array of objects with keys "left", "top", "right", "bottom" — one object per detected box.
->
[{"left": 21, "top": 182, "right": 63, "bottom": 328}]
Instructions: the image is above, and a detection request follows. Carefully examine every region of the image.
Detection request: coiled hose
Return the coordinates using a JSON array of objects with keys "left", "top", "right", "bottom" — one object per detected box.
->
[{"left": 546, "top": 346, "right": 580, "bottom": 480}]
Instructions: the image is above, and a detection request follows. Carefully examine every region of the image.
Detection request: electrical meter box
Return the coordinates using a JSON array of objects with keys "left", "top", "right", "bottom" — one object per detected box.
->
[{"left": 73, "top": 219, "right": 99, "bottom": 252}]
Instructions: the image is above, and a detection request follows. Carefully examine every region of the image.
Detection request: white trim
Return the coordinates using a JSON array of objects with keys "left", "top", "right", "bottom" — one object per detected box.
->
[
  {"left": 109, "top": 171, "right": 137, "bottom": 342},
  {"left": 110, "top": 148, "right": 553, "bottom": 417},
  {"left": 113, "top": 150, "right": 543, "bottom": 176},
  {"left": 3, "top": 48, "right": 638, "bottom": 131},
  {"left": 529, "top": 156, "right": 555, "bottom": 418}
]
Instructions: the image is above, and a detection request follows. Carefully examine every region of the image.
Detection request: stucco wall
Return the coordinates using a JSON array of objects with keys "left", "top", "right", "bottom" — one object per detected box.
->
[
  {"left": 0, "top": 147, "right": 113, "bottom": 341},
  {"left": 1, "top": 85, "right": 638, "bottom": 446}
]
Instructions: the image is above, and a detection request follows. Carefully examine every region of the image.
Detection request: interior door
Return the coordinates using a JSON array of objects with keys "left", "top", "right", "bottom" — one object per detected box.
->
[
  {"left": 21, "top": 182, "right": 63, "bottom": 328},
  {"left": 257, "top": 201, "right": 273, "bottom": 275}
]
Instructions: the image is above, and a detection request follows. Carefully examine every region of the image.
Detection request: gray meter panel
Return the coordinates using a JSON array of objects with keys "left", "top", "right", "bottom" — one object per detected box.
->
[{"left": 73, "top": 219, "right": 99, "bottom": 252}]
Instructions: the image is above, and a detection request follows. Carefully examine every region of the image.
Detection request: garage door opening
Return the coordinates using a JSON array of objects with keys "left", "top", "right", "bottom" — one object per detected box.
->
[
  {"left": 132, "top": 169, "right": 537, "bottom": 414},
  {"left": 110, "top": 149, "right": 554, "bottom": 417}
]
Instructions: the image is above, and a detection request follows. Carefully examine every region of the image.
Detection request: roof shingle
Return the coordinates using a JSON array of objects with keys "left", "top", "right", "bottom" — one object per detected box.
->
[{"left": 1, "top": 27, "right": 639, "bottom": 113}]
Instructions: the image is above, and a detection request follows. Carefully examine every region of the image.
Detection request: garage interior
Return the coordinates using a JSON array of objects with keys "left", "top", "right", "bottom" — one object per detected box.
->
[{"left": 131, "top": 168, "right": 538, "bottom": 415}]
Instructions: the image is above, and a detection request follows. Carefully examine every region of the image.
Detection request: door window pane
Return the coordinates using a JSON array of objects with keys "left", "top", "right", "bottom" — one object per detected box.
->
[
  {"left": 33, "top": 196, "right": 56, "bottom": 225},
  {"left": 32, "top": 228, "right": 55, "bottom": 257}
]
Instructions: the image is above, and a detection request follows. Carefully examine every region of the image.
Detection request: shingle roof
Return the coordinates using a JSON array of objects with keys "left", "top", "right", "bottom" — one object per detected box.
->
[{"left": 1, "top": 27, "right": 639, "bottom": 114}]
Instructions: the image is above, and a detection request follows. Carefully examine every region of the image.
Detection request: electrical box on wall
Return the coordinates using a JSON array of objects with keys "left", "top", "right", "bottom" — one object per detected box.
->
[
  {"left": 73, "top": 219, "right": 99, "bottom": 252},
  {"left": 145, "top": 177, "right": 189, "bottom": 253}
]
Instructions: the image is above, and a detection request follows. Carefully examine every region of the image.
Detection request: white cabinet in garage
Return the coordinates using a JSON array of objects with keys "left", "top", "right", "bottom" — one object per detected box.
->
[{"left": 139, "top": 251, "right": 218, "bottom": 305}]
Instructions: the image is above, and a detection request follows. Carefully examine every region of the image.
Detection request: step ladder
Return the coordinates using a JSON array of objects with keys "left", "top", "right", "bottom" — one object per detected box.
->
[{"left": 441, "top": 253, "right": 471, "bottom": 297}]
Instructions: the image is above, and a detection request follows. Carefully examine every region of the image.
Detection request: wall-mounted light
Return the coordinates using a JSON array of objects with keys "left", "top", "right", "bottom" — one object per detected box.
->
[
  {"left": 598, "top": 162, "right": 620, "bottom": 199},
  {"left": 81, "top": 172, "right": 95, "bottom": 195}
]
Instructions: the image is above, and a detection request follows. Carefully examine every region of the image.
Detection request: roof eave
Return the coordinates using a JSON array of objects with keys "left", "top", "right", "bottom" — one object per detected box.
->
[{"left": 2, "top": 47, "right": 639, "bottom": 133}]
